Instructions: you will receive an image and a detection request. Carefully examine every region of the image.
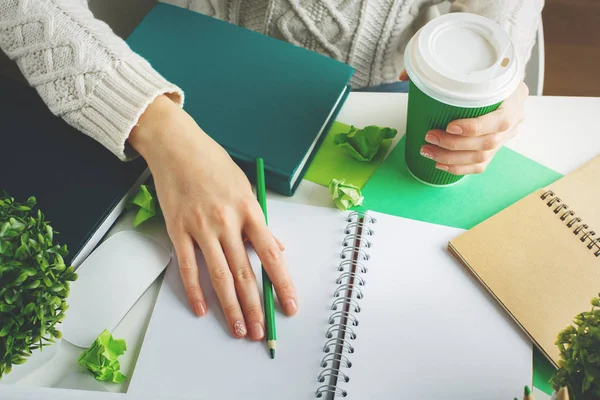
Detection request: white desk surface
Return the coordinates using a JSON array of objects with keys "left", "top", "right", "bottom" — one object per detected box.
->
[{"left": 14, "top": 93, "right": 600, "bottom": 397}]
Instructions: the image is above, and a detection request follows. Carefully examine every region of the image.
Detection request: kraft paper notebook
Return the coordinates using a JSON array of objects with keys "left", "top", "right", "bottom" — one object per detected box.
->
[
  {"left": 449, "top": 155, "right": 600, "bottom": 368},
  {"left": 126, "top": 201, "right": 531, "bottom": 399}
]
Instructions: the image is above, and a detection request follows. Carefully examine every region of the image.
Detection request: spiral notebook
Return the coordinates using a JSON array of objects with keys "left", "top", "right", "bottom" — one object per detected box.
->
[
  {"left": 127, "top": 201, "right": 531, "bottom": 399},
  {"left": 449, "top": 155, "right": 600, "bottom": 368}
]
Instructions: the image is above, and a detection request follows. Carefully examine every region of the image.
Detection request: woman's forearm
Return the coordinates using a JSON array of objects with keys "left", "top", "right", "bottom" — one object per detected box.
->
[{"left": 0, "top": 0, "right": 183, "bottom": 160}]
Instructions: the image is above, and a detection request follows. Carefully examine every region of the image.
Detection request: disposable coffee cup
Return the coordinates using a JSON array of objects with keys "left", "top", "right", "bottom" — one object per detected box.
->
[{"left": 404, "top": 13, "right": 522, "bottom": 186}]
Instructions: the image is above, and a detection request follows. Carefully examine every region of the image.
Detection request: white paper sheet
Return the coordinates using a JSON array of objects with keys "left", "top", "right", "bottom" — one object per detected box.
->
[
  {"left": 127, "top": 202, "right": 348, "bottom": 399},
  {"left": 338, "top": 211, "right": 532, "bottom": 399}
]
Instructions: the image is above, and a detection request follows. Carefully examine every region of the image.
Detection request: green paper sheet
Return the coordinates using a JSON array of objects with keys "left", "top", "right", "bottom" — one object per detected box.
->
[
  {"left": 534, "top": 347, "right": 557, "bottom": 396},
  {"left": 305, "top": 121, "right": 392, "bottom": 188},
  {"left": 357, "top": 137, "right": 563, "bottom": 229},
  {"left": 78, "top": 330, "right": 127, "bottom": 383},
  {"left": 358, "top": 137, "right": 562, "bottom": 390}
]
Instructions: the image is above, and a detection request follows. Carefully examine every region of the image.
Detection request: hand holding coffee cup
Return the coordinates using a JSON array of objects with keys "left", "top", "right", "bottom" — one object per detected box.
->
[
  {"left": 403, "top": 13, "right": 526, "bottom": 186},
  {"left": 400, "top": 70, "right": 528, "bottom": 176}
]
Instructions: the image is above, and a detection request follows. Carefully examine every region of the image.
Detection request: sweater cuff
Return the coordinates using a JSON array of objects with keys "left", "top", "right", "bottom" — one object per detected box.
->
[{"left": 63, "top": 54, "right": 184, "bottom": 161}]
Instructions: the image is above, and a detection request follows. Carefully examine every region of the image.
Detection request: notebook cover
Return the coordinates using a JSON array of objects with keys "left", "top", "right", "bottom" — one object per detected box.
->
[
  {"left": 448, "top": 155, "right": 600, "bottom": 366},
  {"left": 0, "top": 77, "right": 147, "bottom": 265},
  {"left": 126, "top": 3, "right": 354, "bottom": 195}
]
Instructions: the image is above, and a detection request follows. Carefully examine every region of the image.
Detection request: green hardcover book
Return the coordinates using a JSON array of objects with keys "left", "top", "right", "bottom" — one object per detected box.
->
[{"left": 127, "top": 3, "right": 354, "bottom": 195}]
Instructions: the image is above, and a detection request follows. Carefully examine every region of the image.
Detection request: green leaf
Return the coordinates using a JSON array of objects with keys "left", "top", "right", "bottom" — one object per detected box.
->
[
  {"left": 24, "top": 280, "right": 41, "bottom": 289},
  {"left": 4, "top": 291, "right": 13, "bottom": 305},
  {"left": 0, "top": 324, "right": 11, "bottom": 337},
  {"left": 50, "top": 284, "right": 64, "bottom": 293},
  {"left": 22, "top": 303, "right": 36, "bottom": 314},
  {"left": 22, "top": 267, "right": 38, "bottom": 276},
  {"left": 45, "top": 225, "right": 53, "bottom": 244},
  {"left": 10, "top": 220, "right": 25, "bottom": 231},
  {"left": 0, "top": 303, "right": 15, "bottom": 312},
  {"left": 13, "top": 272, "right": 29, "bottom": 285},
  {"left": 0, "top": 222, "right": 10, "bottom": 237}
]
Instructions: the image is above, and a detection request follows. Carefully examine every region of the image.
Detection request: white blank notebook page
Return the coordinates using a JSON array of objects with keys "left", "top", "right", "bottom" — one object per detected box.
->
[
  {"left": 128, "top": 201, "right": 348, "bottom": 399},
  {"left": 338, "top": 212, "right": 532, "bottom": 399}
]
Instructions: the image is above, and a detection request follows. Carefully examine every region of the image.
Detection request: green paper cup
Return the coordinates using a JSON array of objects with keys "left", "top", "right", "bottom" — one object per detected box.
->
[{"left": 404, "top": 13, "right": 522, "bottom": 186}]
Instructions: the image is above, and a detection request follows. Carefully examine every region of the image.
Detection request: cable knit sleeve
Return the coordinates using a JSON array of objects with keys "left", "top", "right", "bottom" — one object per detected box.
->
[
  {"left": 0, "top": 0, "right": 184, "bottom": 160},
  {"left": 450, "top": 0, "right": 544, "bottom": 78}
]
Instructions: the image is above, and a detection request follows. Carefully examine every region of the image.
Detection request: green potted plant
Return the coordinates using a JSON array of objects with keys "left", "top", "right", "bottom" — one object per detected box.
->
[
  {"left": 550, "top": 295, "right": 600, "bottom": 400},
  {"left": 0, "top": 194, "right": 77, "bottom": 381}
]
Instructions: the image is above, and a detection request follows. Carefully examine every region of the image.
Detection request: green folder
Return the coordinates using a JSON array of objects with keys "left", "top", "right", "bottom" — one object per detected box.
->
[{"left": 127, "top": 4, "right": 354, "bottom": 195}]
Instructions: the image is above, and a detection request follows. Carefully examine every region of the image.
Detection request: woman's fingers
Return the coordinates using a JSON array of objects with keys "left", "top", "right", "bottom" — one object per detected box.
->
[
  {"left": 197, "top": 236, "right": 248, "bottom": 339},
  {"left": 243, "top": 234, "right": 285, "bottom": 251},
  {"left": 172, "top": 232, "right": 207, "bottom": 317},
  {"left": 398, "top": 69, "right": 409, "bottom": 81},
  {"left": 435, "top": 159, "right": 495, "bottom": 175},
  {"left": 446, "top": 82, "right": 528, "bottom": 138},
  {"left": 274, "top": 236, "right": 285, "bottom": 251},
  {"left": 222, "top": 232, "right": 265, "bottom": 341},
  {"left": 446, "top": 108, "right": 512, "bottom": 137},
  {"left": 425, "top": 129, "right": 504, "bottom": 152},
  {"left": 245, "top": 213, "right": 298, "bottom": 316},
  {"left": 420, "top": 145, "right": 495, "bottom": 166}
]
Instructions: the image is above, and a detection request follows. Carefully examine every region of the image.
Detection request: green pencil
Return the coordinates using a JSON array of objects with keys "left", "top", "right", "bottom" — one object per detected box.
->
[{"left": 256, "top": 158, "right": 277, "bottom": 359}]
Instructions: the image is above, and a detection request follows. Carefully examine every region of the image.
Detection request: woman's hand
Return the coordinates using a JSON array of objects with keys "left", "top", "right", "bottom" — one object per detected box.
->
[
  {"left": 128, "top": 95, "right": 298, "bottom": 341},
  {"left": 399, "top": 70, "right": 528, "bottom": 175}
]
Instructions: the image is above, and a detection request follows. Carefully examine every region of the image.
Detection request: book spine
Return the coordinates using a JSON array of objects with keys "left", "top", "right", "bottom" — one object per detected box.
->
[
  {"left": 315, "top": 211, "right": 376, "bottom": 399},
  {"left": 540, "top": 190, "right": 600, "bottom": 257}
]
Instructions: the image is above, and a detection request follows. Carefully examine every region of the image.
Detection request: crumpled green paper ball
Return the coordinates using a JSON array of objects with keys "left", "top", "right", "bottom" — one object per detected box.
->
[
  {"left": 333, "top": 125, "right": 397, "bottom": 161},
  {"left": 131, "top": 184, "right": 161, "bottom": 227},
  {"left": 78, "top": 329, "right": 127, "bottom": 383},
  {"left": 329, "top": 179, "right": 363, "bottom": 211}
]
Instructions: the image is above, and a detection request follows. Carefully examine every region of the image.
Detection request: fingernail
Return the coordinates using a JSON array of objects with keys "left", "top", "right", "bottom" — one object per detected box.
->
[
  {"left": 447, "top": 124, "right": 462, "bottom": 135},
  {"left": 436, "top": 164, "right": 449, "bottom": 172},
  {"left": 250, "top": 323, "right": 264, "bottom": 341},
  {"left": 233, "top": 320, "right": 247, "bottom": 337},
  {"left": 283, "top": 299, "right": 298, "bottom": 315},
  {"left": 420, "top": 147, "right": 434, "bottom": 159},
  {"left": 425, "top": 133, "right": 439, "bottom": 145},
  {"left": 195, "top": 301, "right": 206, "bottom": 316}
]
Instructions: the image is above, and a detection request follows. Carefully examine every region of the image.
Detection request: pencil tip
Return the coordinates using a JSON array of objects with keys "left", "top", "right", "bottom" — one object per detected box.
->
[
  {"left": 270, "top": 349, "right": 275, "bottom": 359},
  {"left": 525, "top": 385, "right": 531, "bottom": 396}
]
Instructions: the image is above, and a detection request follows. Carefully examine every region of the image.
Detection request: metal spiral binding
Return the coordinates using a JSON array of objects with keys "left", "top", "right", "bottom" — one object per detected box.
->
[
  {"left": 541, "top": 191, "right": 600, "bottom": 257},
  {"left": 315, "top": 212, "right": 375, "bottom": 398},
  {"left": 338, "top": 260, "right": 368, "bottom": 274},
  {"left": 321, "top": 353, "right": 352, "bottom": 368}
]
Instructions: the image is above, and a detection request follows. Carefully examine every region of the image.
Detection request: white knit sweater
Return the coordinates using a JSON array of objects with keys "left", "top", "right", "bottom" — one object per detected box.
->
[{"left": 0, "top": 0, "right": 543, "bottom": 160}]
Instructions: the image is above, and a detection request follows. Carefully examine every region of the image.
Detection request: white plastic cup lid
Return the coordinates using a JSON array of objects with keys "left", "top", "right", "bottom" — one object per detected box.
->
[{"left": 404, "top": 13, "right": 522, "bottom": 108}]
